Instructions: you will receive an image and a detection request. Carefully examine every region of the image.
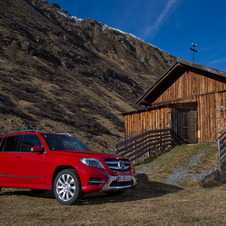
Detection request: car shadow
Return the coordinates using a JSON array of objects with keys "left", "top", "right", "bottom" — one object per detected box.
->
[
  {"left": 0, "top": 174, "right": 183, "bottom": 204},
  {"left": 0, "top": 188, "right": 56, "bottom": 200},
  {"left": 79, "top": 173, "right": 183, "bottom": 205}
]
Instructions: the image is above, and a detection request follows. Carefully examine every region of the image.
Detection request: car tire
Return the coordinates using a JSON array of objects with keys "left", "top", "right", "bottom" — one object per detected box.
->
[
  {"left": 31, "top": 189, "right": 47, "bottom": 194},
  {"left": 0, "top": 187, "right": 1, "bottom": 192},
  {"left": 53, "top": 169, "right": 83, "bottom": 205},
  {"left": 105, "top": 190, "right": 124, "bottom": 196}
]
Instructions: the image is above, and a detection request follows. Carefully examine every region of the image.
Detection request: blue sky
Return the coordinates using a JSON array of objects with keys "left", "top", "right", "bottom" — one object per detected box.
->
[{"left": 48, "top": 0, "right": 226, "bottom": 71}]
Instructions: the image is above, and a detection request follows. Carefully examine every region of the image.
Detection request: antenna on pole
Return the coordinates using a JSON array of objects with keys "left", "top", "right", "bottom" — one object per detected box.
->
[{"left": 190, "top": 43, "right": 197, "bottom": 62}]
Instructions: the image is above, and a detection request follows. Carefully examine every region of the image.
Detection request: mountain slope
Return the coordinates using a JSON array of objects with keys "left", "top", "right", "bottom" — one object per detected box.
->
[{"left": 0, "top": 0, "right": 176, "bottom": 152}]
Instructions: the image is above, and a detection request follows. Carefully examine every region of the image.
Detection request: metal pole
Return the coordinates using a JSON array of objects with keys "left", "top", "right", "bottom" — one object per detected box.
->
[
  {"left": 190, "top": 43, "right": 197, "bottom": 62},
  {"left": 218, "top": 138, "right": 221, "bottom": 173}
]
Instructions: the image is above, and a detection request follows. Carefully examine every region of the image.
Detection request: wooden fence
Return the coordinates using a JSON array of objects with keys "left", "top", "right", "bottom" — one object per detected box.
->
[
  {"left": 115, "top": 129, "right": 173, "bottom": 164},
  {"left": 218, "top": 131, "right": 226, "bottom": 171}
]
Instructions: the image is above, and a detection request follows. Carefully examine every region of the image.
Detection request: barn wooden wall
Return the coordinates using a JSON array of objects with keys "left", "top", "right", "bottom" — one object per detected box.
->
[
  {"left": 125, "top": 107, "right": 171, "bottom": 140},
  {"left": 152, "top": 70, "right": 226, "bottom": 106},
  {"left": 124, "top": 69, "right": 226, "bottom": 142},
  {"left": 197, "top": 92, "right": 226, "bottom": 142}
]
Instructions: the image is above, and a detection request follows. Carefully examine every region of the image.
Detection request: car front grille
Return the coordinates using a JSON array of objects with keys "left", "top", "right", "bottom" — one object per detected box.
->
[{"left": 105, "top": 159, "right": 130, "bottom": 171}]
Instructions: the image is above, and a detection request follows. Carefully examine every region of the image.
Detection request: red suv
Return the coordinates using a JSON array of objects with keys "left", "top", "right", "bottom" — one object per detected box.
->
[{"left": 0, "top": 130, "right": 136, "bottom": 205}]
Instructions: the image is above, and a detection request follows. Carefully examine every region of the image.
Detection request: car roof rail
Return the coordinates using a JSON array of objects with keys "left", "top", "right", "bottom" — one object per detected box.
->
[
  {"left": 56, "top": 133, "right": 72, "bottom": 137},
  {"left": 0, "top": 129, "right": 39, "bottom": 136}
]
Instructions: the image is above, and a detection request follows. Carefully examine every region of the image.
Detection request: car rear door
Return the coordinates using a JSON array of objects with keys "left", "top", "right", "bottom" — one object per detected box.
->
[
  {"left": 14, "top": 134, "right": 47, "bottom": 185},
  {"left": 0, "top": 135, "right": 20, "bottom": 184}
]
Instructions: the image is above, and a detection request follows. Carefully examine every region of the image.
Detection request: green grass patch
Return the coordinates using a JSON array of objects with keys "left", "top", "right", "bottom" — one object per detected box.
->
[{"left": 136, "top": 143, "right": 218, "bottom": 186}]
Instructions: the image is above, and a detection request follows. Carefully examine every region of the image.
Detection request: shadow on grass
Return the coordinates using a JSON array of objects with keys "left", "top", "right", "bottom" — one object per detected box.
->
[
  {"left": 80, "top": 173, "right": 183, "bottom": 205},
  {"left": 0, "top": 174, "right": 183, "bottom": 205},
  {"left": 0, "top": 189, "right": 55, "bottom": 199}
]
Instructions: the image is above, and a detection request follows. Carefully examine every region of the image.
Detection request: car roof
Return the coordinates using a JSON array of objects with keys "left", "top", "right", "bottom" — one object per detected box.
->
[{"left": 0, "top": 130, "right": 71, "bottom": 137}]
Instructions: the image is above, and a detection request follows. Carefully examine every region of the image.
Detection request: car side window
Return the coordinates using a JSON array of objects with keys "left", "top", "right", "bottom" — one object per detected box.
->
[
  {"left": 4, "top": 136, "right": 21, "bottom": 152},
  {"left": 0, "top": 137, "right": 4, "bottom": 151},
  {"left": 19, "top": 134, "right": 42, "bottom": 152}
]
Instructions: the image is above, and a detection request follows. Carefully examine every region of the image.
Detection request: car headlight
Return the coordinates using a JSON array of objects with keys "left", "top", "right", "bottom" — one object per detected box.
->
[{"left": 80, "top": 158, "right": 105, "bottom": 170}]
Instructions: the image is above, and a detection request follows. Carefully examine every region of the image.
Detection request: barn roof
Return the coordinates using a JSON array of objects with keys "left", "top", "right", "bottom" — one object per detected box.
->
[{"left": 136, "top": 58, "right": 226, "bottom": 106}]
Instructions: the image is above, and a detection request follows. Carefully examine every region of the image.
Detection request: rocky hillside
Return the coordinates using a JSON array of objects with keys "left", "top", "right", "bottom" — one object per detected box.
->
[{"left": 0, "top": 0, "right": 176, "bottom": 152}]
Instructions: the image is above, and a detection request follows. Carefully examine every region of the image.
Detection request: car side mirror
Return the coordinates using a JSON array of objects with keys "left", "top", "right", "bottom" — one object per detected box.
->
[{"left": 30, "top": 146, "right": 43, "bottom": 153}]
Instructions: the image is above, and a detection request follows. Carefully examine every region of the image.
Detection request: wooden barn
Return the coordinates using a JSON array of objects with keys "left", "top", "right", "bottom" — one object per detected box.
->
[{"left": 123, "top": 59, "right": 226, "bottom": 144}]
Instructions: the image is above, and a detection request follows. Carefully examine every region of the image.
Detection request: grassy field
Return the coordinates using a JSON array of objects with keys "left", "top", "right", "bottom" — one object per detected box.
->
[{"left": 0, "top": 143, "right": 225, "bottom": 225}]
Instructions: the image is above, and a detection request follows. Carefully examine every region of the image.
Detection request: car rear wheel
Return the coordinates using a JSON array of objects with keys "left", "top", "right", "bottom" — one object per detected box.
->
[
  {"left": 53, "top": 169, "right": 83, "bottom": 205},
  {"left": 0, "top": 187, "right": 1, "bottom": 192}
]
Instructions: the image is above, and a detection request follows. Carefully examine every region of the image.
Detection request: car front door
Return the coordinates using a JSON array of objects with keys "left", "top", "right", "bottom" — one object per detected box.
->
[{"left": 14, "top": 134, "right": 47, "bottom": 185}]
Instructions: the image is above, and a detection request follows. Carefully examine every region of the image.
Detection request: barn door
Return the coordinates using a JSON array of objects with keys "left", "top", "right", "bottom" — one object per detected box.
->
[{"left": 171, "top": 108, "right": 198, "bottom": 143}]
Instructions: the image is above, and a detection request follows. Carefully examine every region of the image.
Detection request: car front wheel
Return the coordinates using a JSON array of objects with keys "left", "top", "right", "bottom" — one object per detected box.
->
[{"left": 53, "top": 169, "right": 83, "bottom": 205}]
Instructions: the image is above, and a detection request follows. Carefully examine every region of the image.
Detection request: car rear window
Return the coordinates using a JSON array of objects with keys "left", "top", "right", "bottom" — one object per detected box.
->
[
  {"left": 3, "top": 135, "right": 20, "bottom": 152},
  {"left": 42, "top": 134, "right": 90, "bottom": 151}
]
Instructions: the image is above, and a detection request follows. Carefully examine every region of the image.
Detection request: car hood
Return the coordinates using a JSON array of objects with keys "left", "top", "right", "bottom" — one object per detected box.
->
[{"left": 50, "top": 150, "right": 127, "bottom": 160}]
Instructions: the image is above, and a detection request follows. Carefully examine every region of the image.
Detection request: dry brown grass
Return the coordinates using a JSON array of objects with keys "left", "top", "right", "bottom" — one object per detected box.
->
[
  {"left": 0, "top": 143, "right": 225, "bottom": 225},
  {"left": 0, "top": 178, "right": 226, "bottom": 225}
]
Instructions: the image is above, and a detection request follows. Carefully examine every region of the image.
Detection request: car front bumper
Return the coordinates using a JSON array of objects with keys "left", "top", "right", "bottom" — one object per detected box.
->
[{"left": 100, "top": 175, "right": 137, "bottom": 192}]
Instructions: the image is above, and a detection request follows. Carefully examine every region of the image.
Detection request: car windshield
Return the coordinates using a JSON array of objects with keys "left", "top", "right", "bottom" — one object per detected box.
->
[{"left": 42, "top": 134, "right": 90, "bottom": 151}]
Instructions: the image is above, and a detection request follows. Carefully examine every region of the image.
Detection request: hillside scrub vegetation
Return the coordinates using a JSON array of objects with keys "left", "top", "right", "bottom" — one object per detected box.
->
[{"left": 0, "top": 0, "right": 176, "bottom": 152}]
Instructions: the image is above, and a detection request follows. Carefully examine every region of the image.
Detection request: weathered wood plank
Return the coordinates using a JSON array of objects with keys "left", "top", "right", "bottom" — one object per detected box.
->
[
  {"left": 115, "top": 128, "right": 172, "bottom": 162},
  {"left": 124, "top": 65, "right": 226, "bottom": 143},
  {"left": 129, "top": 142, "right": 172, "bottom": 162}
]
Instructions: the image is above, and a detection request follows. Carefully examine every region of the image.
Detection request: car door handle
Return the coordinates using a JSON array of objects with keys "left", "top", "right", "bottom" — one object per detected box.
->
[{"left": 16, "top": 155, "right": 22, "bottom": 158}]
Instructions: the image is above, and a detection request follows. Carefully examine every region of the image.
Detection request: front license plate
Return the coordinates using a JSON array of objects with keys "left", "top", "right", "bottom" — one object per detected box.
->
[{"left": 117, "top": 175, "right": 131, "bottom": 182}]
